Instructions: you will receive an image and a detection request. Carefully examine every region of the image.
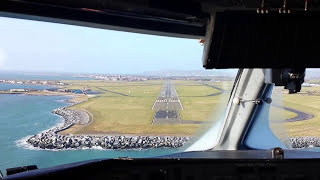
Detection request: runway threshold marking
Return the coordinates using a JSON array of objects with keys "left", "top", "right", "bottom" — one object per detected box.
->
[{"left": 152, "top": 80, "right": 183, "bottom": 124}]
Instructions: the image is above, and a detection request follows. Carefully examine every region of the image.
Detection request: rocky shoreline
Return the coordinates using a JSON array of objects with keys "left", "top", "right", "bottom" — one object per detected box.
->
[
  {"left": 26, "top": 106, "right": 189, "bottom": 150},
  {"left": 23, "top": 105, "right": 320, "bottom": 150},
  {"left": 290, "top": 137, "right": 320, "bottom": 148},
  {"left": 22, "top": 106, "right": 320, "bottom": 150}
]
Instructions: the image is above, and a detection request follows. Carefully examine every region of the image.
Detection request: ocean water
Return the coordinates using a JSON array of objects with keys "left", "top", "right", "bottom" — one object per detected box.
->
[
  {"left": 0, "top": 83, "right": 52, "bottom": 91},
  {"left": 0, "top": 94, "right": 179, "bottom": 174}
]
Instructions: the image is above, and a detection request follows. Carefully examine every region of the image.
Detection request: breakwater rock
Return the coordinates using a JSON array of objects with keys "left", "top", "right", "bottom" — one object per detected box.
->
[
  {"left": 290, "top": 137, "right": 320, "bottom": 148},
  {"left": 26, "top": 107, "right": 190, "bottom": 150},
  {"left": 27, "top": 134, "right": 189, "bottom": 150}
]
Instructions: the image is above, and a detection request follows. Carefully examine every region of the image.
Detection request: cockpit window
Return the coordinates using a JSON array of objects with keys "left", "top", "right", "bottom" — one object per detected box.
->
[{"left": 0, "top": 17, "right": 236, "bottom": 171}]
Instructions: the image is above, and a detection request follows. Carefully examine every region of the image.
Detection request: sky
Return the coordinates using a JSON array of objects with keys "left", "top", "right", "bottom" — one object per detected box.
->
[{"left": 0, "top": 17, "right": 204, "bottom": 74}]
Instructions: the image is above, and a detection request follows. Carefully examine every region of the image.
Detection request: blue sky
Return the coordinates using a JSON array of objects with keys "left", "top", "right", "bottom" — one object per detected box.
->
[{"left": 0, "top": 17, "right": 204, "bottom": 74}]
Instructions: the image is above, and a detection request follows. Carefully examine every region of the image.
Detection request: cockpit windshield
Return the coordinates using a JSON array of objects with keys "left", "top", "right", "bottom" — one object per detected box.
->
[
  {"left": 0, "top": 17, "right": 236, "bottom": 171},
  {"left": 3, "top": 14, "right": 320, "bottom": 174}
]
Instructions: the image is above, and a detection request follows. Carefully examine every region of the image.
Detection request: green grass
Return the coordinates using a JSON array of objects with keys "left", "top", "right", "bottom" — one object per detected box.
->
[
  {"left": 66, "top": 80, "right": 205, "bottom": 135},
  {"left": 207, "top": 81, "right": 234, "bottom": 90},
  {"left": 71, "top": 95, "right": 200, "bottom": 135},
  {"left": 175, "top": 84, "right": 220, "bottom": 97},
  {"left": 62, "top": 80, "right": 235, "bottom": 135},
  {"left": 63, "top": 79, "right": 320, "bottom": 137},
  {"left": 306, "top": 79, "right": 320, "bottom": 84},
  {"left": 174, "top": 81, "right": 230, "bottom": 122},
  {"left": 269, "top": 106, "right": 297, "bottom": 122},
  {"left": 97, "top": 85, "right": 160, "bottom": 97},
  {"left": 269, "top": 86, "right": 320, "bottom": 137},
  {"left": 179, "top": 96, "right": 228, "bottom": 122},
  {"left": 281, "top": 95, "right": 320, "bottom": 137}
]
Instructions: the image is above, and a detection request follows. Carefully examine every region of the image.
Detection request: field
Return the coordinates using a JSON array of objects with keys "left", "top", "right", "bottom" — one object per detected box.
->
[
  {"left": 58, "top": 80, "right": 234, "bottom": 136},
  {"left": 59, "top": 79, "right": 320, "bottom": 138},
  {"left": 270, "top": 86, "right": 320, "bottom": 137},
  {"left": 174, "top": 81, "right": 231, "bottom": 122}
]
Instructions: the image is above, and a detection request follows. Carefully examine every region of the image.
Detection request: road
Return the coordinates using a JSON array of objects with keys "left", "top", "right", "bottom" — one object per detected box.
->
[{"left": 152, "top": 81, "right": 183, "bottom": 124}]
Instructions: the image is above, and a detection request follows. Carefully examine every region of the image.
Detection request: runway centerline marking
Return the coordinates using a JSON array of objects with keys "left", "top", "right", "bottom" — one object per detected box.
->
[{"left": 152, "top": 80, "right": 183, "bottom": 124}]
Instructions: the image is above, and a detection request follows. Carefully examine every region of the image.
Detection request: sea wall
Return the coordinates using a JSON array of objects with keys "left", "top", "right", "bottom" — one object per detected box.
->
[
  {"left": 26, "top": 107, "right": 189, "bottom": 150},
  {"left": 290, "top": 137, "right": 320, "bottom": 148},
  {"left": 26, "top": 106, "right": 320, "bottom": 150},
  {"left": 27, "top": 133, "right": 189, "bottom": 150}
]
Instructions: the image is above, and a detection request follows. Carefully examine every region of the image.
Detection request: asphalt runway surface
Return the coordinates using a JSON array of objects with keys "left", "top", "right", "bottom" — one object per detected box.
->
[
  {"left": 272, "top": 105, "right": 314, "bottom": 122},
  {"left": 152, "top": 81, "right": 183, "bottom": 124}
]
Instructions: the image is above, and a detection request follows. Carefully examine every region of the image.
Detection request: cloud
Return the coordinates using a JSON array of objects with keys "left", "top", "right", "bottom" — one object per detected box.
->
[{"left": 0, "top": 48, "right": 6, "bottom": 68}]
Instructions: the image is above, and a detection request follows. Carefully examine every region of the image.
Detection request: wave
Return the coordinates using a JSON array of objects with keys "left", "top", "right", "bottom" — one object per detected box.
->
[{"left": 15, "top": 135, "right": 41, "bottom": 151}]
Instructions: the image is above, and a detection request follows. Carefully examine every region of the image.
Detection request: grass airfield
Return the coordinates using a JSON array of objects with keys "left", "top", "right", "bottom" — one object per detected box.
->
[
  {"left": 61, "top": 80, "right": 231, "bottom": 135},
  {"left": 270, "top": 86, "right": 320, "bottom": 137},
  {"left": 60, "top": 79, "right": 320, "bottom": 138}
]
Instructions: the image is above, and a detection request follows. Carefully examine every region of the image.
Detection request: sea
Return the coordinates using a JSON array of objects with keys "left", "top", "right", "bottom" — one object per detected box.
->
[
  {"left": 0, "top": 82, "right": 178, "bottom": 175},
  {"left": 0, "top": 83, "right": 52, "bottom": 91}
]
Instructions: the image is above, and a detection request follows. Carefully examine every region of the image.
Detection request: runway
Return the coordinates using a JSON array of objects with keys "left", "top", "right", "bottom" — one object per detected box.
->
[{"left": 152, "top": 81, "right": 183, "bottom": 124}]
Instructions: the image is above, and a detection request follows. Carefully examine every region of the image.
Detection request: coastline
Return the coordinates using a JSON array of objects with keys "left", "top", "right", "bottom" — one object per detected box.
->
[
  {"left": 0, "top": 90, "right": 89, "bottom": 104},
  {"left": 7, "top": 91, "right": 313, "bottom": 150},
  {"left": 15, "top": 92, "right": 320, "bottom": 150},
  {"left": 22, "top": 99, "right": 190, "bottom": 150}
]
